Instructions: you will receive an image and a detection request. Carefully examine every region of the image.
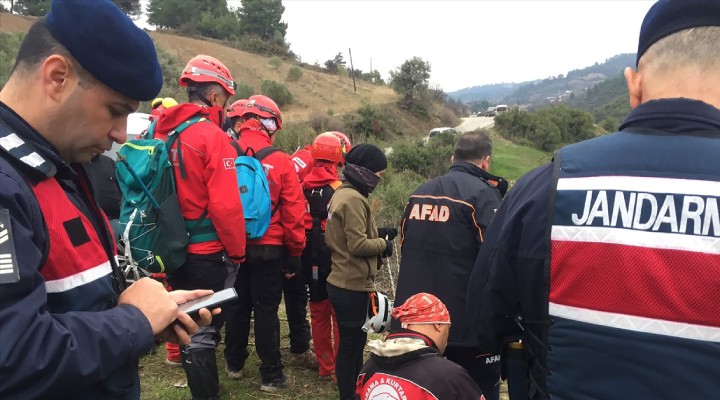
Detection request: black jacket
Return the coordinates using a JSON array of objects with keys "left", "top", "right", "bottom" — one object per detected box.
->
[
  {"left": 394, "top": 161, "right": 504, "bottom": 346},
  {"left": 357, "top": 330, "right": 484, "bottom": 400}
]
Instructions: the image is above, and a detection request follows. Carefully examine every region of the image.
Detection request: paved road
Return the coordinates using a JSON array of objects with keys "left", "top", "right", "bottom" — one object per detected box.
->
[{"left": 455, "top": 116, "right": 495, "bottom": 132}]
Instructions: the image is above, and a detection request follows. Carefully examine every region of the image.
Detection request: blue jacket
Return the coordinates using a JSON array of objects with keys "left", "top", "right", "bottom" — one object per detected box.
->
[
  {"left": 468, "top": 98, "right": 720, "bottom": 399},
  {"left": 0, "top": 102, "right": 154, "bottom": 400},
  {"left": 394, "top": 161, "right": 504, "bottom": 347}
]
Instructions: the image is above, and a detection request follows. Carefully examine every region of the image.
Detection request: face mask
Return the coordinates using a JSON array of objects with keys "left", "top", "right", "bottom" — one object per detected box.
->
[{"left": 260, "top": 117, "right": 278, "bottom": 132}]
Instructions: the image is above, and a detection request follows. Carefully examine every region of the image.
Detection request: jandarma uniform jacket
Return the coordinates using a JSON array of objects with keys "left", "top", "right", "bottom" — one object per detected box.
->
[
  {"left": 468, "top": 98, "right": 720, "bottom": 399},
  {"left": 0, "top": 102, "right": 154, "bottom": 399}
]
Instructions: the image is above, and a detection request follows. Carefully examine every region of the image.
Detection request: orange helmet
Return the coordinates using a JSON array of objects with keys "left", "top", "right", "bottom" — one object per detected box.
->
[
  {"left": 329, "top": 131, "right": 352, "bottom": 154},
  {"left": 179, "top": 55, "right": 236, "bottom": 96},
  {"left": 227, "top": 99, "right": 248, "bottom": 119},
  {"left": 328, "top": 131, "right": 352, "bottom": 163},
  {"left": 241, "top": 95, "right": 283, "bottom": 130},
  {"left": 311, "top": 132, "right": 344, "bottom": 164}
]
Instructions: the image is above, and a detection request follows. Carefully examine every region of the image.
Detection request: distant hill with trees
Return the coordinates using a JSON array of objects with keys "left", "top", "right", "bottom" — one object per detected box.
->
[{"left": 449, "top": 53, "right": 636, "bottom": 113}]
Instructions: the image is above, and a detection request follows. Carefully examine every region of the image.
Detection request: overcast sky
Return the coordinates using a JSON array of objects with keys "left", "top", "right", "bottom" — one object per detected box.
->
[
  {"left": 1, "top": 0, "right": 657, "bottom": 92},
  {"left": 260, "top": 0, "right": 656, "bottom": 92}
]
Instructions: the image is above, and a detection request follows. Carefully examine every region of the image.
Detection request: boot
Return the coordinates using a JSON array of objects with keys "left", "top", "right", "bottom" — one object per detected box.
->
[{"left": 181, "top": 348, "right": 220, "bottom": 400}]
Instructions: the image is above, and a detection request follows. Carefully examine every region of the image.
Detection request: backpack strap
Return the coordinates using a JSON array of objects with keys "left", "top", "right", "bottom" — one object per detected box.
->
[
  {"left": 253, "top": 146, "right": 280, "bottom": 162},
  {"left": 164, "top": 116, "right": 209, "bottom": 179},
  {"left": 160, "top": 116, "right": 217, "bottom": 243}
]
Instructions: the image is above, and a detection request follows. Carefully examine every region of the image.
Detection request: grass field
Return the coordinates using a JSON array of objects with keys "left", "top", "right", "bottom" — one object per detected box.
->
[
  {"left": 139, "top": 304, "right": 510, "bottom": 400},
  {"left": 486, "top": 128, "right": 552, "bottom": 183}
]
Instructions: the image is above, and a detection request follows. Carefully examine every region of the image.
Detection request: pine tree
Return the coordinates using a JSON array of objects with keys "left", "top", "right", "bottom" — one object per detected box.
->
[{"left": 238, "top": 0, "right": 287, "bottom": 42}]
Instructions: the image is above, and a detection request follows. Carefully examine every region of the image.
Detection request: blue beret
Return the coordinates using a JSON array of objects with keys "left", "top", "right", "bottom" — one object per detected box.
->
[
  {"left": 45, "top": 0, "right": 163, "bottom": 101},
  {"left": 637, "top": 0, "right": 720, "bottom": 66}
]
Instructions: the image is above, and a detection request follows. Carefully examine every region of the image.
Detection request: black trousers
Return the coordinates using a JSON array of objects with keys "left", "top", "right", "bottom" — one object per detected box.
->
[
  {"left": 327, "top": 283, "right": 368, "bottom": 400},
  {"left": 444, "top": 346, "right": 502, "bottom": 400},
  {"left": 168, "top": 251, "right": 231, "bottom": 349},
  {"left": 282, "top": 273, "right": 311, "bottom": 354},
  {"left": 224, "top": 245, "right": 285, "bottom": 381},
  {"left": 301, "top": 233, "right": 332, "bottom": 302}
]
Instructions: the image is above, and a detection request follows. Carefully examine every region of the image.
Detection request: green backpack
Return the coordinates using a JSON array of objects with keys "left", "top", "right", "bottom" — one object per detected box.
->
[{"left": 116, "top": 116, "right": 216, "bottom": 273}]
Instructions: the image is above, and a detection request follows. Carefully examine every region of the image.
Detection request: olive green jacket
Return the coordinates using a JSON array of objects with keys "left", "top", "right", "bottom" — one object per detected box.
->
[{"left": 325, "top": 183, "right": 386, "bottom": 292}]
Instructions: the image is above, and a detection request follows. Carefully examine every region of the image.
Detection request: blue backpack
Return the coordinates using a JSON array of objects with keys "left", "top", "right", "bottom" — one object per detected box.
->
[
  {"left": 230, "top": 142, "right": 278, "bottom": 239},
  {"left": 116, "top": 116, "right": 215, "bottom": 273}
]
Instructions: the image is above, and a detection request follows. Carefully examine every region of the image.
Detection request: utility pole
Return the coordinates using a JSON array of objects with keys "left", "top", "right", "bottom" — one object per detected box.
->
[{"left": 348, "top": 47, "right": 357, "bottom": 93}]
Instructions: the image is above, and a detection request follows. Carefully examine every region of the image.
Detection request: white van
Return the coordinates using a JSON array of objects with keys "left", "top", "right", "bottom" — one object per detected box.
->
[
  {"left": 495, "top": 105, "right": 509, "bottom": 114},
  {"left": 105, "top": 112, "right": 152, "bottom": 160}
]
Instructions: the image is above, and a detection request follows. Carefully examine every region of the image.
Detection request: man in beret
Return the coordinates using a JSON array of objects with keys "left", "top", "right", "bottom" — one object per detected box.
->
[
  {"left": 467, "top": 0, "right": 720, "bottom": 399},
  {"left": 356, "top": 293, "right": 484, "bottom": 400},
  {"left": 0, "top": 1, "right": 215, "bottom": 399}
]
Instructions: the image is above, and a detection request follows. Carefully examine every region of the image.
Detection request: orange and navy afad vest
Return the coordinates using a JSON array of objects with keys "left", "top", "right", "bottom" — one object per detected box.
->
[
  {"left": 33, "top": 176, "right": 118, "bottom": 313},
  {"left": 547, "top": 130, "right": 720, "bottom": 398}
]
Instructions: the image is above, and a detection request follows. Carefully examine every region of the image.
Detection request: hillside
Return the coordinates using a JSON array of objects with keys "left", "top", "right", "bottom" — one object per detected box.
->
[
  {"left": 0, "top": 12, "right": 404, "bottom": 125},
  {"left": 567, "top": 73, "right": 631, "bottom": 123},
  {"left": 450, "top": 53, "right": 635, "bottom": 108}
]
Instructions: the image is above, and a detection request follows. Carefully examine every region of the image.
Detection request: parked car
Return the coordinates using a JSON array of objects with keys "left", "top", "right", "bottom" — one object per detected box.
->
[
  {"left": 485, "top": 107, "right": 497, "bottom": 117},
  {"left": 495, "top": 105, "right": 509, "bottom": 115},
  {"left": 428, "top": 127, "right": 458, "bottom": 138},
  {"left": 105, "top": 112, "right": 152, "bottom": 160}
]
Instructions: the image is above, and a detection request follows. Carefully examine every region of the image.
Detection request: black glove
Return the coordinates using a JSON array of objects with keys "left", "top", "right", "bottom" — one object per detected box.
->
[
  {"left": 378, "top": 227, "right": 398, "bottom": 241},
  {"left": 381, "top": 239, "right": 394, "bottom": 258},
  {"left": 284, "top": 256, "right": 301, "bottom": 276}
]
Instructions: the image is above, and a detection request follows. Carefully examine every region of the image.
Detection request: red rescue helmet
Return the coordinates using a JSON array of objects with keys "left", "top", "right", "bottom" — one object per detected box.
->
[
  {"left": 179, "top": 55, "right": 236, "bottom": 96},
  {"left": 328, "top": 131, "right": 352, "bottom": 164},
  {"left": 329, "top": 131, "right": 352, "bottom": 153},
  {"left": 227, "top": 99, "right": 248, "bottom": 119},
  {"left": 241, "top": 95, "right": 283, "bottom": 130},
  {"left": 311, "top": 132, "right": 344, "bottom": 164}
]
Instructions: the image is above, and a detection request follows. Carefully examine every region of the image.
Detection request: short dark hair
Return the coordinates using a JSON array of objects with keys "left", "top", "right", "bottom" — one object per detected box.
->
[
  {"left": 187, "top": 81, "right": 224, "bottom": 103},
  {"left": 12, "top": 18, "right": 91, "bottom": 83},
  {"left": 453, "top": 131, "right": 493, "bottom": 162}
]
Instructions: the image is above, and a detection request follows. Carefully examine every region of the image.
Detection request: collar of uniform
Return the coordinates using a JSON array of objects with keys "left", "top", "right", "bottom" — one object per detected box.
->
[
  {"left": 620, "top": 98, "right": 720, "bottom": 134},
  {"left": 386, "top": 328, "right": 440, "bottom": 351},
  {"left": 0, "top": 102, "right": 71, "bottom": 179},
  {"left": 450, "top": 161, "right": 499, "bottom": 182}
]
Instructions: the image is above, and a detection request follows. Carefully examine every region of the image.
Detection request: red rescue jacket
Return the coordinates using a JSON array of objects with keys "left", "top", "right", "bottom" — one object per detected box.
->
[
  {"left": 291, "top": 146, "right": 313, "bottom": 182},
  {"left": 152, "top": 103, "right": 246, "bottom": 262},
  {"left": 237, "top": 120, "right": 305, "bottom": 256}
]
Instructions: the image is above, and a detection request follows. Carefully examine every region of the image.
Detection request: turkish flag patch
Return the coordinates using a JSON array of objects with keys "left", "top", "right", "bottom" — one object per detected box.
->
[{"left": 223, "top": 158, "right": 235, "bottom": 170}]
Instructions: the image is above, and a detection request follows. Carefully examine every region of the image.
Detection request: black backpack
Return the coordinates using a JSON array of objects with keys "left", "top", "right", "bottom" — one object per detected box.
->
[{"left": 304, "top": 184, "right": 336, "bottom": 269}]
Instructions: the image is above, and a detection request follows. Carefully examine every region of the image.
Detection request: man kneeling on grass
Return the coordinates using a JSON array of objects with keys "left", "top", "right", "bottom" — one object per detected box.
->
[{"left": 356, "top": 293, "right": 485, "bottom": 400}]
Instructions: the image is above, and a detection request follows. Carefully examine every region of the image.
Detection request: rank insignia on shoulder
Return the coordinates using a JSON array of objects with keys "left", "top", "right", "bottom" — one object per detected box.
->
[{"left": 0, "top": 209, "right": 20, "bottom": 284}]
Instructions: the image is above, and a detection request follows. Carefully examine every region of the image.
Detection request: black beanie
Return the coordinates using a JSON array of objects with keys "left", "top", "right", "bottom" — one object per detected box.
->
[
  {"left": 636, "top": 0, "right": 720, "bottom": 66},
  {"left": 345, "top": 144, "right": 388, "bottom": 173}
]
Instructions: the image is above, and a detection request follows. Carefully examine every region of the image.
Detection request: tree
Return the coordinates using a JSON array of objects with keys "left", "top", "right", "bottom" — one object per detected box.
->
[
  {"left": 238, "top": 0, "right": 287, "bottom": 42},
  {"left": 15, "top": 0, "right": 50, "bottom": 16},
  {"left": 389, "top": 57, "right": 431, "bottom": 104},
  {"left": 113, "top": 0, "right": 141, "bottom": 17},
  {"left": 147, "top": 0, "right": 230, "bottom": 31},
  {"left": 323, "top": 52, "right": 346, "bottom": 74}
]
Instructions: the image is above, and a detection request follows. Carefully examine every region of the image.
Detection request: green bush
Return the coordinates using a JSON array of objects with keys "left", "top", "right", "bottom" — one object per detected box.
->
[
  {"left": 0, "top": 32, "right": 24, "bottom": 89},
  {"left": 309, "top": 112, "right": 346, "bottom": 134},
  {"left": 389, "top": 134, "right": 455, "bottom": 179},
  {"left": 272, "top": 122, "right": 316, "bottom": 153},
  {"left": 260, "top": 80, "right": 293, "bottom": 106},
  {"left": 235, "top": 82, "right": 254, "bottom": 100},
  {"left": 286, "top": 65, "right": 303, "bottom": 82}
]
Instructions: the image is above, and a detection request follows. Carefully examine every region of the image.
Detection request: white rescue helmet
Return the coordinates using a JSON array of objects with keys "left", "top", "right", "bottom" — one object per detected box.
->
[{"left": 362, "top": 291, "right": 393, "bottom": 333}]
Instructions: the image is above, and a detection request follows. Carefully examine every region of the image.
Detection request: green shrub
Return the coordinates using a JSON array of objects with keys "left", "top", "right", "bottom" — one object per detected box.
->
[
  {"left": 309, "top": 112, "right": 346, "bottom": 134},
  {"left": 0, "top": 32, "right": 25, "bottom": 89},
  {"left": 286, "top": 65, "right": 303, "bottom": 82},
  {"left": 272, "top": 122, "right": 316, "bottom": 153},
  {"left": 260, "top": 80, "right": 293, "bottom": 106},
  {"left": 268, "top": 56, "right": 282, "bottom": 70},
  {"left": 388, "top": 135, "right": 455, "bottom": 179},
  {"left": 235, "top": 82, "right": 254, "bottom": 100}
]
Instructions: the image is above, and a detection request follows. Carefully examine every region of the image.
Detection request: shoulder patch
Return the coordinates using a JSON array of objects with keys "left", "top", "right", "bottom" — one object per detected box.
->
[{"left": 0, "top": 209, "right": 20, "bottom": 284}]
